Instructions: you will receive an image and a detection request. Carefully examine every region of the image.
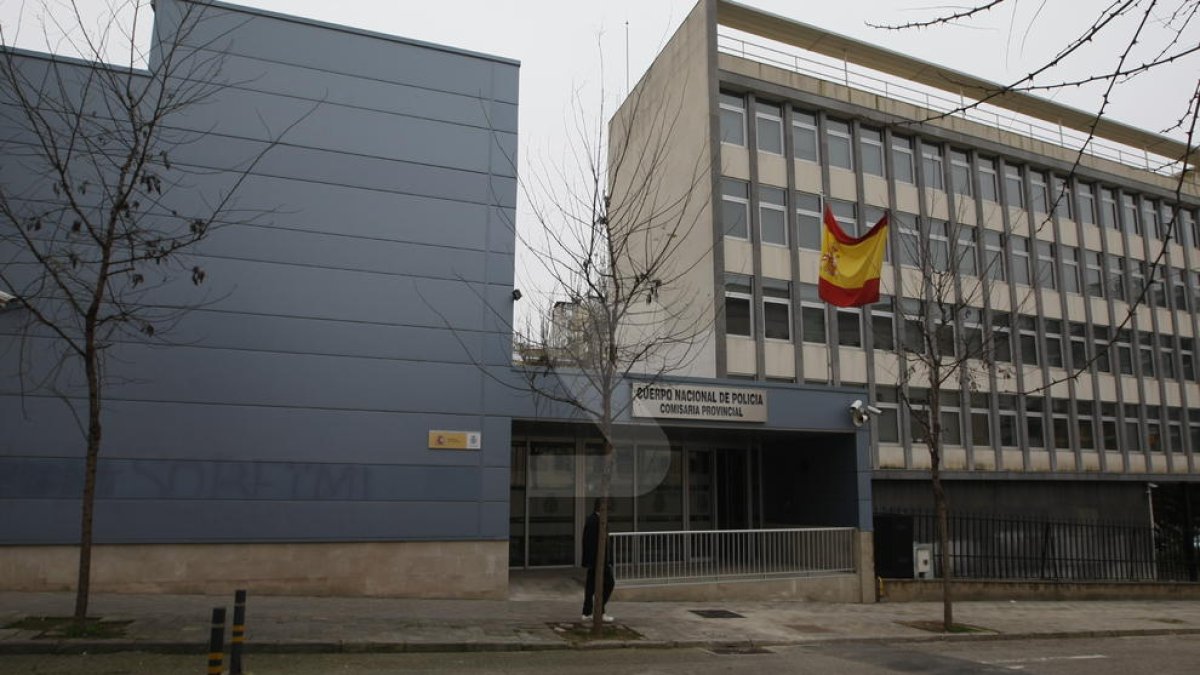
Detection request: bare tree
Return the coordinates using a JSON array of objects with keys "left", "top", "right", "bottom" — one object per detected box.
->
[
  {"left": 871, "top": 0, "right": 1200, "bottom": 630},
  {"left": 509, "top": 70, "right": 713, "bottom": 633},
  {"left": 0, "top": 0, "right": 303, "bottom": 628}
]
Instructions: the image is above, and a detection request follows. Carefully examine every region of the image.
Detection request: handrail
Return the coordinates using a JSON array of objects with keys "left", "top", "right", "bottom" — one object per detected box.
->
[
  {"left": 608, "top": 526, "right": 856, "bottom": 586},
  {"left": 717, "top": 31, "right": 1184, "bottom": 177}
]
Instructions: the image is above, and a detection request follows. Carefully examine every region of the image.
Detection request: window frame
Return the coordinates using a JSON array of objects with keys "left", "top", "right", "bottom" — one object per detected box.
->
[
  {"left": 758, "top": 185, "right": 788, "bottom": 247},
  {"left": 754, "top": 100, "right": 784, "bottom": 155},
  {"left": 762, "top": 281, "right": 791, "bottom": 342},
  {"left": 721, "top": 178, "right": 750, "bottom": 240},
  {"left": 859, "top": 126, "right": 885, "bottom": 177},
  {"left": 891, "top": 135, "right": 916, "bottom": 184},
  {"left": 791, "top": 110, "right": 819, "bottom": 164},
  {"left": 724, "top": 275, "right": 754, "bottom": 338},
  {"left": 825, "top": 118, "right": 854, "bottom": 171},
  {"left": 718, "top": 91, "right": 746, "bottom": 146}
]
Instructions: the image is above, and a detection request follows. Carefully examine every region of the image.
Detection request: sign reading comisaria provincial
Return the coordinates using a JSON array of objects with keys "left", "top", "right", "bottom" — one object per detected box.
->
[{"left": 630, "top": 382, "right": 767, "bottom": 422}]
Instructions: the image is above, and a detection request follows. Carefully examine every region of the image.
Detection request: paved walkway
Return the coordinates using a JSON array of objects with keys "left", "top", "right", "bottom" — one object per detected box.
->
[{"left": 2, "top": 582, "right": 1199, "bottom": 654}]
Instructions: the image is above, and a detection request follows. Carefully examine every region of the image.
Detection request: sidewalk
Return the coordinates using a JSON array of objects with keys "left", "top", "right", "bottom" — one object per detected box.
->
[{"left": 2, "top": 587, "right": 1199, "bottom": 654}]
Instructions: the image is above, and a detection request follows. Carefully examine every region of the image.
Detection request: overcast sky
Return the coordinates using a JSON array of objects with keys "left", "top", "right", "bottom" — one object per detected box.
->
[{"left": 2, "top": 0, "right": 1195, "bottom": 318}]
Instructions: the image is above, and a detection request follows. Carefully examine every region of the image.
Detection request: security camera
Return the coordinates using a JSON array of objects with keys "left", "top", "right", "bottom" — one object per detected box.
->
[
  {"left": 0, "top": 290, "right": 14, "bottom": 308},
  {"left": 511, "top": 289, "right": 522, "bottom": 301},
  {"left": 850, "top": 400, "right": 883, "bottom": 427}
]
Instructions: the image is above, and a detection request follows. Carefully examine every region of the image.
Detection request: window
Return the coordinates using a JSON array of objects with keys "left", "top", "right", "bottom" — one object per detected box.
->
[
  {"left": 871, "top": 295, "right": 896, "bottom": 351},
  {"left": 978, "top": 157, "right": 999, "bottom": 202},
  {"left": 755, "top": 100, "right": 783, "bottom": 154},
  {"left": 1181, "top": 337, "right": 1196, "bottom": 381},
  {"left": 799, "top": 283, "right": 826, "bottom": 344},
  {"left": 1139, "top": 331, "right": 1156, "bottom": 378},
  {"left": 1107, "top": 255, "right": 1126, "bottom": 302},
  {"left": 1147, "top": 406, "right": 1164, "bottom": 452},
  {"left": 955, "top": 224, "right": 978, "bottom": 276},
  {"left": 1172, "top": 267, "right": 1189, "bottom": 312},
  {"left": 759, "top": 186, "right": 787, "bottom": 246},
  {"left": 921, "top": 143, "right": 944, "bottom": 190},
  {"left": 998, "top": 394, "right": 1019, "bottom": 447},
  {"left": 1130, "top": 261, "right": 1146, "bottom": 303},
  {"left": 1121, "top": 193, "right": 1140, "bottom": 236},
  {"left": 1084, "top": 250, "right": 1105, "bottom": 299},
  {"left": 860, "top": 126, "right": 885, "bottom": 177},
  {"left": 1017, "top": 315, "right": 1039, "bottom": 366},
  {"left": 1069, "top": 322, "right": 1089, "bottom": 372},
  {"left": 1035, "top": 240, "right": 1056, "bottom": 290},
  {"left": 837, "top": 307, "right": 862, "bottom": 347},
  {"left": 1168, "top": 408, "right": 1184, "bottom": 454},
  {"left": 1011, "top": 235, "right": 1031, "bottom": 285},
  {"left": 1150, "top": 266, "right": 1168, "bottom": 308},
  {"left": 1124, "top": 403, "right": 1142, "bottom": 453},
  {"left": 762, "top": 281, "right": 791, "bottom": 341},
  {"left": 876, "top": 387, "right": 900, "bottom": 443},
  {"left": 1185, "top": 209, "right": 1199, "bottom": 250},
  {"left": 795, "top": 192, "right": 821, "bottom": 250},
  {"left": 1052, "top": 399, "right": 1071, "bottom": 450},
  {"left": 830, "top": 199, "right": 857, "bottom": 235},
  {"left": 959, "top": 307, "right": 983, "bottom": 357},
  {"left": 1076, "top": 183, "right": 1097, "bottom": 225},
  {"left": 719, "top": 92, "right": 746, "bottom": 146},
  {"left": 891, "top": 135, "right": 915, "bottom": 184},
  {"left": 950, "top": 149, "right": 972, "bottom": 197},
  {"left": 1093, "top": 325, "right": 1111, "bottom": 373},
  {"left": 908, "top": 388, "right": 930, "bottom": 445},
  {"left": 897, "top": 213, "right": 920, "bottom": 268},
  {"left": 1116, "top": 329, "right": 1134, "bottom": 375},
  {"left": 1099, "top": 188, "right": 1118, "bottom": 230},
  {"left": 983, "top": 230, "right": 1005, "bottom": 281},
  {"left": 1044, "top": 319, "right": 1064, "bottom": 368},
  {"left": 970, "top": 393, "right": 991, "bottom": 447},
  {"left": 1101, "top": 402, "right": 1119, "bottom": 451},
  {"left": 1161, "top": 335, "right": 1177, "bottom": 380},
  {"left": 1052, "top": 175, "right": 1073, "bottom": 219},
  {"left": 1004, "top": 164, "right": 1025, "bottom": 208},
  {"left": 1030, "top": 171, "right": 1049, "bottom": 213},
  {"left": 929, "top": 219, "right": 950, "bottom": 272},
  {"left": 724, "top": 275, "right": 753, "bottom": 337},
  {"left": 901, "top": 298, "right": 925, "bottom": 354},
  {"left": 792, "top": 110, "right": 819, "bottom": 163},
  {"left": 1061, "top": 247, "right": 1081, "bottom": 294},
  {"left": 826, "top": 118, "right": 853, "bottom": 170},
  {"left": 992, "top": 312, "right": 1012, "bottom": 363},
  {"left": 941, "top": 391, "right": 963, "bottom": 446},
  {"left": 1077, "top": 400, "right": 1096, "bottom": 451},
  {"left": 1143, "top": 199, "right": 1162, "bottom": 240},
  {"left": 721, "top": 178, "right": 750, "bottom": 239},
  {"left": 1026, "top": 396, "right": 1045, "bottom": 449}
]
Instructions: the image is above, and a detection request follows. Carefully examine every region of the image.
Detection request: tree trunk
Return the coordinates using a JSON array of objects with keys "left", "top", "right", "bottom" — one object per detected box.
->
[
  {"left": 73, "top": 343, "right": 102, "bottom": 626},
  {"left": 933, "top": 468, "right": 952, "bottom": 630},
  {"left": 591, "top": 437, "right": 614, "bottom": 635}
]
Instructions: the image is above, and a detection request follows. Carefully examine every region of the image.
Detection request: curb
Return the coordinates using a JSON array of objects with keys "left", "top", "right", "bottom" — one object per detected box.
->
[{"left": 2, "top": 627, "right": 1199, "bottom": 655}]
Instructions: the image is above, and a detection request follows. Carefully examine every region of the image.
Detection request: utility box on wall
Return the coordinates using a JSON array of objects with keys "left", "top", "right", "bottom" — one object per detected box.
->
[{"left": 913, "top": 544, "right": 933, "bottom": 579}]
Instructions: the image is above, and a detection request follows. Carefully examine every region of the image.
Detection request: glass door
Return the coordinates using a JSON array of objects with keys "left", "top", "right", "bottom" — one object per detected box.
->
[{"left": 526, "top": 442, "right": 576, "bottom": 566}]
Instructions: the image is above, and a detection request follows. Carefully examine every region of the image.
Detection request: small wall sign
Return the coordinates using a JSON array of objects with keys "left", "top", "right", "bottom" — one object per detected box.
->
[{"left": 428, "top": 430, "right": 481, "bottom": 450}]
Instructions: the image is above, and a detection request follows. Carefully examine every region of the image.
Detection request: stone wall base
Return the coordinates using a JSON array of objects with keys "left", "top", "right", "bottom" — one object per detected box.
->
[
  {"left": 881, "top": 578, "right": 1200, "bottom": 602},
  {"left": 613, "top": 573, "right": 862, "bottom": 602},
  {"left": 0, "top": 541, "right": 508, "bottom": 599}
]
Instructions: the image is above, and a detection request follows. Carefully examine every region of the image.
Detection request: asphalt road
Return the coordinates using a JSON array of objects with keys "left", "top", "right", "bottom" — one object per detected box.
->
[{"left": 3, "top": 634, "right": 1198, "bottom": 674}]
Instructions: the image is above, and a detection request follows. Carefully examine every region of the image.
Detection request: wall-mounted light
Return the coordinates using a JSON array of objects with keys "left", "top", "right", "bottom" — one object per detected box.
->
[
  {"left": 0, "top": 290, "right": 15, "bottom": 310},
  {"left": 511, "top": 289, "right": 522, "bottom": 301}
]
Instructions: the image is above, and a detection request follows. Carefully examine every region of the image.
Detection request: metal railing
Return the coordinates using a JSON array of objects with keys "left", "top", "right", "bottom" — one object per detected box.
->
[
  {"left": 881, "top": 510, "right": 1198, "bottom": 582},
  {"left": 608, "top": 527, "right": 856, "bottom": 586},
  {"left": 717, "top": 31, "right": 1183, "bottom": 176}
]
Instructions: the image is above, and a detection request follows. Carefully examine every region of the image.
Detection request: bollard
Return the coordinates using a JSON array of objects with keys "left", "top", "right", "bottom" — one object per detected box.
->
[
  {"left": 207, "top": 607, "right": 226, "bottom": 675},
  {"left": 230, "top": 590, "right": 247, "bottom": 675}
]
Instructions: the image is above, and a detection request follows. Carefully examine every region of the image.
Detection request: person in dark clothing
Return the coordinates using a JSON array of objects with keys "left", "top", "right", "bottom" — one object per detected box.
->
[{"left": 581, "top": 498, "right": 615, "bottom": 622}]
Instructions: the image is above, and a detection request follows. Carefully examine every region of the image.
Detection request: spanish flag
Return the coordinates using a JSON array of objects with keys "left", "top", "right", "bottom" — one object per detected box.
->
[{"left": 818, "top": 206, "right": 888, "bottom": 307}]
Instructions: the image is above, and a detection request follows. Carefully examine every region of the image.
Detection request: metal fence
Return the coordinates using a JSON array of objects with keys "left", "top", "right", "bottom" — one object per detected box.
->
[
  {"left": 883, "top": 511, "right": 1197, "bottom": 582},
  {"left": 716, "top": 31, "right": 1183, "bottom": 176},
  {"left": 608, "top": 527, "right": 856, "bottom": 586}
]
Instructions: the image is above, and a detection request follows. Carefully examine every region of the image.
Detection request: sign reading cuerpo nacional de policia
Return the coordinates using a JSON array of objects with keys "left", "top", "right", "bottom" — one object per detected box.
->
[{"left": 631, "top": 382, "right": 767, "bottom": 422}]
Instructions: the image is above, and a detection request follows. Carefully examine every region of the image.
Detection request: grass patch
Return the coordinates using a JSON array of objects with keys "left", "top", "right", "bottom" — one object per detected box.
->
[
  {"left": 4, "top": 616, "right": 132, "bottom": 639},
  {"left": 548, "top": 621, "right": 643, "bottom": 644},
  {"left": 899, "top": 619, "right": 993, "bottom": 634}
]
